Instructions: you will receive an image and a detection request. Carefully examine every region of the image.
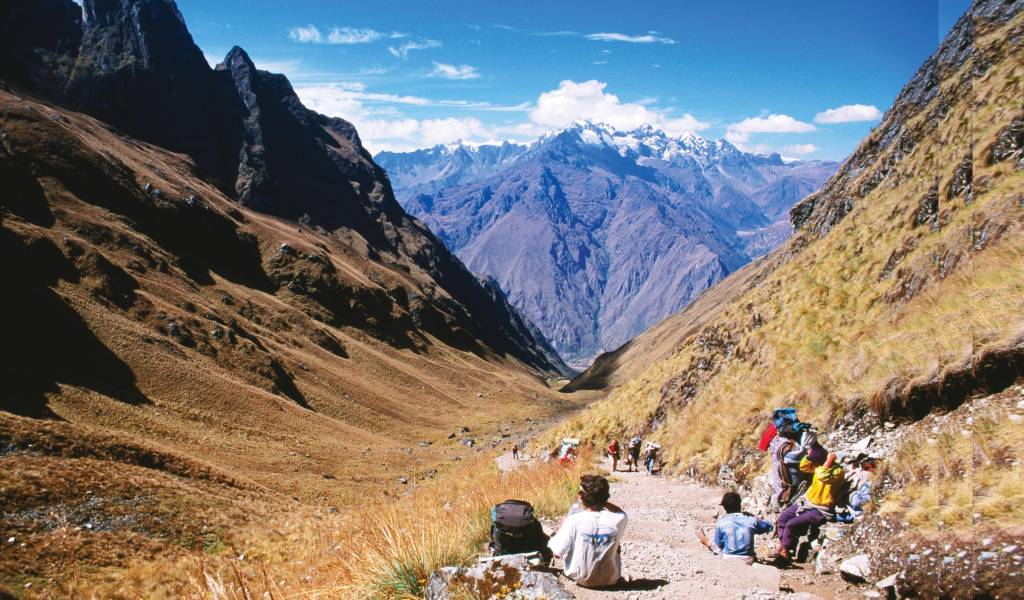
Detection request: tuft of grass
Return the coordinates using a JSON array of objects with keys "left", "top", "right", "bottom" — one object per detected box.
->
[{"left": 336, "top": 451, "right": 590, "bottom": 599}]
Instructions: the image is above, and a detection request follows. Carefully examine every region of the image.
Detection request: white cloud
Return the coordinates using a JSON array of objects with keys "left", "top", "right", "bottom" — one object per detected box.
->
[
  {"left": 724, "top": 113, "right": 816, "bottom": 144},
  {"left": 327, "top": 27, "right": 385, "bottom": 44},
  {"left": 593, "top": 60, "right": 608, "bottom": 65},
  {"left": 430, "top": 62, "right": 480, "bottom": 80},
  {"left": 781, "top": 143, "right": 819, "bottom": 155},
  {"left": 296, "top": 79, "right": 710, "bottom": 152},
  {"left": 814, "top": 103, "right": 882, "bottom": 124},
  {"left": 529, "top": 80, "right": 707, "bottom": 136},
  {"left": 585, "top": 32, "right": 676, "bottom": 44},
  {"left": 388, "top": 39, "right": 442, "bottom": 59},
  {"left": 289, "top": 25, "right": 405, "bottom": 45},
  {"left": 289, "top": 25, "right": 322, "bottom": 43}
]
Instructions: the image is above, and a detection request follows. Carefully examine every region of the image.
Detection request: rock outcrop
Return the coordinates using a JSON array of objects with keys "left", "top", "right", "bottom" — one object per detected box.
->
[{"left": 426, "top": 555, "right": 574, "bottom": 600}]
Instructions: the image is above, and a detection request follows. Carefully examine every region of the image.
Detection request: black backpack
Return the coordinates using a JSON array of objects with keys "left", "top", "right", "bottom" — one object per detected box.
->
[{"left": 489, "top": 500, "right": 552, "bottom": 561}]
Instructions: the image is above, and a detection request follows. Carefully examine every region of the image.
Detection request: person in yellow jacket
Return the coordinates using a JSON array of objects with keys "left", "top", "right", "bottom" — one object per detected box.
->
[{"left": 773, "top": 443, "right": 844, "bottom": 561}]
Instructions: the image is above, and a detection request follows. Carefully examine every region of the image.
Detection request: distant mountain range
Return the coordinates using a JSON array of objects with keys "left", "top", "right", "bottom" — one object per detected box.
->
[{"left": 377, "top": 123, "right": 838, "bottom": 366}]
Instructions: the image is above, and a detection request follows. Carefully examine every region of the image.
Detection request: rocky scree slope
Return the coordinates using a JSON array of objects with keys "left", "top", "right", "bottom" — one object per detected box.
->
[
  {"left": 551, "top": 1, "right": 1023, "bottom": 596},
  {"left": 377, "top": 124, "right": 836, "bottom": 367}
]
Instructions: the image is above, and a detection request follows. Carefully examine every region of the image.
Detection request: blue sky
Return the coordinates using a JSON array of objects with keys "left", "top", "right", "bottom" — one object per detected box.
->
[{"left": 179, "top": 0, "right": 971, "bottom": 158}]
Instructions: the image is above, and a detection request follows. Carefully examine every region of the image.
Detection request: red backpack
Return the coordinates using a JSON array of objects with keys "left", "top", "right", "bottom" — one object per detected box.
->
[{"left": 757, "top": 422, "right": 777, "bottom": 452}]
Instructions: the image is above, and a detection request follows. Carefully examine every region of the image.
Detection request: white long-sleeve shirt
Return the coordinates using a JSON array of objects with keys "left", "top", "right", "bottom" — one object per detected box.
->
[{"left": 549, "top": 507, "right": 628, "bottom": 587}]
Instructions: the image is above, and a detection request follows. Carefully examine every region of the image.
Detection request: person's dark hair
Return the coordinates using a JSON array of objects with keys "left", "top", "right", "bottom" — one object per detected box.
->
[
  {"left": 807, "top": 443, "right": 828, "bottom": 465},
  {"left": 579, "top": 474, "right": 610, "bottom": 509},
  {"left": 720, "top": 491, "right": 742, "bottom": 513}
]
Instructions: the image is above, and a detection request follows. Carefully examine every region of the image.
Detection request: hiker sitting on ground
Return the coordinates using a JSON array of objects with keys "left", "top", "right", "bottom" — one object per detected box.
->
[
  {"left": 607, "top": 438, "right": 621, "bottom": 472},
  {"left": 698, "top": 491, "right": 773, "bottom": 565},
  {"left": 774, "top": 443, "right": 845, "bottom": 562},
  {"left": 549, "top": 474, "right": 628, "bottom": 588}
]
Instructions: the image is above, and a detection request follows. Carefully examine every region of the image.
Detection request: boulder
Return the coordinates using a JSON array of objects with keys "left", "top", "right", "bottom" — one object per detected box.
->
[
  {"left": 839, "top": 553, "right": 872, "bottom": 583},
  {"left": 426, "top": 554, "right": 573, "bottom": 600}
]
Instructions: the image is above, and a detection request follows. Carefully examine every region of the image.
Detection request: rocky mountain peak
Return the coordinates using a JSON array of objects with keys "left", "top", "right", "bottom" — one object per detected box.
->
[
  {"left": 378, "top": 121, "right": 839, "bottom": 365},
  {"left": 221, "top": 45, "right": 256, "bottom": 72},
  {"left": 1, "top": 0, "right": 570, "bottom": 377},
  {"left": 78, "top": 0, "right": 207, "bottom": 74}
]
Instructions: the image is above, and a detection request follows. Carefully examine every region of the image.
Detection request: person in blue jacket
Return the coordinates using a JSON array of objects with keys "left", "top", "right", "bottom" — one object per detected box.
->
[{"left": 697, "top": 491, "right": 773, "bottom": 565}]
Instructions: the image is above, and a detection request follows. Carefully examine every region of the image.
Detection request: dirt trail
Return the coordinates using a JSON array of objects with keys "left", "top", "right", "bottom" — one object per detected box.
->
[
  {"left": 559, "top": 465, "right": 791, "bottom": 600},
  {"left": 493, "top": 453, "right": 839, "bottom": 599}
]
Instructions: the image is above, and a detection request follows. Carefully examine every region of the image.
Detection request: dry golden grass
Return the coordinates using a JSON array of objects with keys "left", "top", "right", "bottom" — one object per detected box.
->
[
  {"left": 544, "top": 10, "right": 1024, "bottom": 533},
  {"left": 53, "top": 449, "right": 591, "bottom": 599},
  {"left": 879, "top": 386, "right": 1024, "bottom": 531}
]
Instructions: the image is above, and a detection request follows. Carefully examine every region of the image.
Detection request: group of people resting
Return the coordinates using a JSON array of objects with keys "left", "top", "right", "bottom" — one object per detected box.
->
[
  {"left": 490, "top": 435, "right": 867, "bottom": 588},
  {"left": 606, "top": 436, "right": 660, "bottom": 474}
]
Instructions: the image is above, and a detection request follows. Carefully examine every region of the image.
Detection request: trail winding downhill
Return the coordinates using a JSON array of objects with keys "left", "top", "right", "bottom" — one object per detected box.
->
[{"left": 496, "top": 454, "right": 850, "bottom": 600}]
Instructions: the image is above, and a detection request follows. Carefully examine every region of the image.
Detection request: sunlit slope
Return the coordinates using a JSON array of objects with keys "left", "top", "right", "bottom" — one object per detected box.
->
[{"left": 551, "top": 1, "right": 1024, "bottom": 523}]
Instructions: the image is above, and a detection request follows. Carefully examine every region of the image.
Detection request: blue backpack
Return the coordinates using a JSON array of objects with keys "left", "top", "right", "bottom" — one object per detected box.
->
[{"left": 772, "top": 408, "right": 799, "bottom": 428}]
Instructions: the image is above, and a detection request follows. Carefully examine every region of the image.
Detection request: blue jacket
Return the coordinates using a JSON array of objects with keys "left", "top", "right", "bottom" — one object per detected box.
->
[{"left": 714, "top": 513, "right": 772, "bottom": 557}]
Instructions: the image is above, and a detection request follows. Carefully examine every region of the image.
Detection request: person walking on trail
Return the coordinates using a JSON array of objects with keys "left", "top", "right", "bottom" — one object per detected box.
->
[
  {"left": 697, "top": 491, "right": 773, "bottom": 565},
  {"left": 642, "top": 442, "right": 660, "bottom": 474},
  {"left": 549, "top": 475, "right": 628, "bottom": 588},
  {"left": 773, "top": 443, "right": 845, "bottom": 562},
  {"left": 607, "top": 439, "right": 621, "bottom": 472},
  {"left": 627, "top": 436, "right": 641, "bottom": 472},
  {"left": 512, "top": 443, "right": 519, "bottom": 461}
]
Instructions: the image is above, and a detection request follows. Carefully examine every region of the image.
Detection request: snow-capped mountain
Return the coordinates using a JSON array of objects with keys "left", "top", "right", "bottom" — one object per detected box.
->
[{"left": 376, "top": 122, "right": 839, "bottom": 367}]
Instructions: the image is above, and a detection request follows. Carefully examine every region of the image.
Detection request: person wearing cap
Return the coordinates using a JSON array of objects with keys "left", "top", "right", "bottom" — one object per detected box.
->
[
  {"left": 773, "top": 443, "right": 845, "bottom": 561},
  {"left": 697, "top": 492, "right": 773, "bottom": 565}
]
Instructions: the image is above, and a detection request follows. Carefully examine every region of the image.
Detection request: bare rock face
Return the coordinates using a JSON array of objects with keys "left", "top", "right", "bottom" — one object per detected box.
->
[
  {"left": 426, "top": 555, "right": 574, "bottom": 600},
  {"left": 378, "top": 124, "right": 837, "bottom": 365}
]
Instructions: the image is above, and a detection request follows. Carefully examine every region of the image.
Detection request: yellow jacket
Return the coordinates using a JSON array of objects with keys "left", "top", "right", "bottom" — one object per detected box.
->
[{"left": 799, "top": 456, "right": 845, "bottom": 507}]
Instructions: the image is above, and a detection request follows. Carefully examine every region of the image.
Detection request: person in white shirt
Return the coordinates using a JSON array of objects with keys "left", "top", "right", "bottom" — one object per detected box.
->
[{"left": 548, "top": 474, "right": 628, "bottom": 587}]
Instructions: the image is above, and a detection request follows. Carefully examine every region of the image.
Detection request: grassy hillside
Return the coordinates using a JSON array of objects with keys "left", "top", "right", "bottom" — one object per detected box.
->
[
  {"left": 0, "top": 88, "right": 593, "bottom": 594},
  {"left": 548, "top": 2, "right": 1023, "bottom": 534}
]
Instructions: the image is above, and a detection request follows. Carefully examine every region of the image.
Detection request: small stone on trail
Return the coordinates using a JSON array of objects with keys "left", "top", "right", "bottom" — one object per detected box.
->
[
  {"left": 840, "top": 553, "right": 871, "bottom": 583},
  {"left": 398, "top": 476, "right": 409, "bottom": 484}
]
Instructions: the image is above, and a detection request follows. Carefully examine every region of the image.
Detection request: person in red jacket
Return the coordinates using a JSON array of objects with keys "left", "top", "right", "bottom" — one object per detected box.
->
[{"left": 607, "top": 439, "right": 621, "bottom": 472}]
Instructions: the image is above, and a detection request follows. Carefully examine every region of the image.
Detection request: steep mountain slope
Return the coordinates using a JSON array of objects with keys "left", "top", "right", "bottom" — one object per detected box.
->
[
  {"left": 377, "top": 124, "right": 836, "bottom": 366},
  {"left": 1, "top": 0, "right": 568, "bottom": 376},
  {"left": 0, "top": 0, "right": 580, "bottom": 589},
  {"left": 551, "top": 1, "right": 1022, "bottom": 594}
]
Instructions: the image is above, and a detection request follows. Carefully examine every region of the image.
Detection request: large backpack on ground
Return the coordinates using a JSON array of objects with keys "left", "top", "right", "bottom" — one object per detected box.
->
[{"left": 489, "top": 500, "right": 552, "bottom": 561}]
